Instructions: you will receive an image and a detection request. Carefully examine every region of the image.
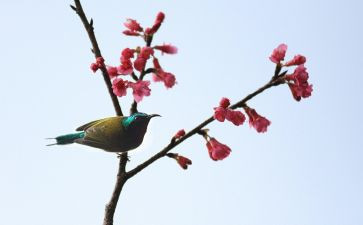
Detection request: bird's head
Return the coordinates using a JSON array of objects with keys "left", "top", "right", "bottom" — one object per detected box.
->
[{"left": 122, "top": 112, "right": 161, "bottom": 129}]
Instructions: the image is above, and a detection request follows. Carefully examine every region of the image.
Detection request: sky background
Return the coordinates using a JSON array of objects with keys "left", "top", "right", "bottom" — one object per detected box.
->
[{"left": 1, "top": 0, "right": 362, "bottom": 225}]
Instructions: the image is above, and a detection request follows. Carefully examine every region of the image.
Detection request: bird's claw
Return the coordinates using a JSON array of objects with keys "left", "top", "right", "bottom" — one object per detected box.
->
[{"left": 117, "top": 153, "right": 130, "bottom": 161}]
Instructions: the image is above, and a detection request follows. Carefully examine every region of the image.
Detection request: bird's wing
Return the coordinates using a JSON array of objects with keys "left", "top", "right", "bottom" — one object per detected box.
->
[
  {"left": 76, "top": 116, "right": 121, "bottom": 131},
  {"left": 82, "top": 116, "right": 125, "bottom": 150}
]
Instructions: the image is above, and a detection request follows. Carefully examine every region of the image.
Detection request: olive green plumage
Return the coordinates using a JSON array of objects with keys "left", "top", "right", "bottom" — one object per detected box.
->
[{"left": 48, "top": 112, "right": 160, "bottom": 152}]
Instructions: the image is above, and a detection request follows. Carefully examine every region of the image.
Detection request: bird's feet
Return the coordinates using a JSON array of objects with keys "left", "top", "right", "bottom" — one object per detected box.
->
[{"left": 117, "top": 153, "right": 130, "bottom": 161}]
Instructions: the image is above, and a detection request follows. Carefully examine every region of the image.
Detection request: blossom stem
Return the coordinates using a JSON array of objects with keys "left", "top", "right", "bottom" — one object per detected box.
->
[{"left": 126, "top": 75, "right": 286, "bottom": 178}]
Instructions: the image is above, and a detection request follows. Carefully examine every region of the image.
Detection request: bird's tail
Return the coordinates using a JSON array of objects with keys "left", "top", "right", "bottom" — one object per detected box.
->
[{"left": 46, "top": 132, "right": 85, "bottom": 146}]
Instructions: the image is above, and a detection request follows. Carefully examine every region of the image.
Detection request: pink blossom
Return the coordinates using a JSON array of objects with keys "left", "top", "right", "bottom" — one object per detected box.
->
[
  {"left": 112, "top": 78, "right": 128, "bottom": 97},
  {"left": 285, "top": 65, "right": 313, "bottom": 101},
  {"left": 286, "top": 65, "right": 309, "bottom": 84},
  {"left": 145, "top": 12, "right": 165, "bottom": 35},
  {"left": 90, "top": 63, "right": 99, "bottom": 73},
  {"left": 206, "top": 138, "right": 231, "bottom": 161},
  {"left": 153, "top": 57, "right": 162, "bottom": 70},
  {"left": 269, "top": 43, "right": 287, "bottom": 64},
  {"left": 245, "top": 107, "right": 271, "bottom": 133},
  {"left": 117, "top": 59, "right": 133, "bottom": 75},
  {"left": 288, "top": 83, "right": 313, "bottom": 101},
  {"left": 124, "top": 19, "right": 143, "bottom": 32},
  {"left": 107, "top": 66, "right": 118, "bottom": 78},
  {"left": 155, "top": 12, "right": 165, "bottom": 24},
  {"left": 225, "top": 110, "right": 246, "bottom": 126},
  {"left": 153, "top": 71, "right": 176, "bottom": 88},
  {"left": 154, "top": 44, "right": 178, "bottom": 54},
  {"left": 285, "top": 54, "right": 306, "bottom": 66},
  {"left": 174, "top": 129, "right": 186, "bottom": 139},
  {"left": 219, "top": 97, "right": 230, "bottom": 108},
  {"left": 176, "top": 155, "right": 192, "bottom": 169},
  {"left": 121, "top": 48, "right": 135, "bottom": 61},
  {"left": 133, "top": 57, "right": 147, "bottom": 72},
  {"left": 213, "top": 107, "right": 227, "bottom": 122},
  {"left": 139, "top": 47, "right": 154, "bottom": 59},
  {"left": 129, "top": 80, "right": 151, "bottom": 102},
  {"left": 123, "top": 30, "right": 140, "bottom": 36}
]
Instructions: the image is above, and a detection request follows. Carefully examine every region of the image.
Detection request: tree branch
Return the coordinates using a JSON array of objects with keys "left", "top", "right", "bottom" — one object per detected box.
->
[
  {"left": 126, "top": 76, "right": 286, "bottom": 178},
  {"left": 71, "top": 0, "right": 123, "bottom": 117},
  {"left": 72, "top": 1, "right": 128, "bottom": 225}
]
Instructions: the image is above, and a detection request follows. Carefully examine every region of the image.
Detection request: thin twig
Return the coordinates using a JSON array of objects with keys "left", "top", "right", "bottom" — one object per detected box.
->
[
  {"left": 71, "top": 1, "right": 128, "bottom": 225},
  {"left": 126, "top": 76, "right": 286, "bottom": 178},
  {"left": 72, "top": 0, "right": 123, "bottom": 116}
]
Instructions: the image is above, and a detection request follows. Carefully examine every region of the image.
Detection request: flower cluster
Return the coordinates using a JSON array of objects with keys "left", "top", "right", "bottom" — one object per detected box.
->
[
  {"left": 90, "top": 12, "right": 177, "bottom": 103},
  {"left": 269, "top": 43, "right": 313, "bottom": 101},
  {"left": 213, "top": 97, "right": 246, "bottom": 126}
]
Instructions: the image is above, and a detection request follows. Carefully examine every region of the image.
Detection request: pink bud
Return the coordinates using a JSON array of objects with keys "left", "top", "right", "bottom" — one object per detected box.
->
[
  {"left": 176, "top": 155, "right": 192, "bottom": 169},
  {"left": 155, "top": 12, "right": 165, "bottom": 24},
  {"left": 90, "top": 63, "right": 99, "bottom": 73},
  {"left": 174, "top": 129, "right": 186, "bottom": 139},
  {"left": 213, "top": 107, "right": 227, "bottom": 122},
  {"left": 107, "top": 66, "right": 118, "bottom": 78},
  {"left": 219, "top": 97, "right": 230, "bottom": 108},
  {"left": 206, "top": 138, "right": 231, "bottom": 161},
  {"left": 154, "top": 44, "right": 178, "bottom": 54},
  {"left": 121, "top": 48, "right": 135, "bottom": 61},
  {"left": 225, "top": 110, "right": 245, "bottom": 126},
  {"left": 96, "top": 57, "right": 105, "bottom": 67},
  {"left": 284, "top": 54, "right": 306, "bottom": 66},
  {"left": 124, "top": 18, "right": 143, "bottom": 32},
  {"left": 269, "top": 43, "right": 287, "bottom": 64},
  {"left": 133, "top": 57, "right": 147, "bottom": 72},
  {"left": 123, "top": 30, "right": 140, "bottom": 36}
]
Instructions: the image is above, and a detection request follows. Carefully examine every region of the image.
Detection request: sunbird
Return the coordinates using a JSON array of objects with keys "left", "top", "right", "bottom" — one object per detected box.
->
[{"left": 47, "top": 112, "right": 160, "bottom": 152}]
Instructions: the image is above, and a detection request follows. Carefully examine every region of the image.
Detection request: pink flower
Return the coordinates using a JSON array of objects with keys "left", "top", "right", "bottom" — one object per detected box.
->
[
  {"left": 117, "top": 59, "right": 133, "bottom": 75},
  {"left": 154, "top": 44, "right": 178, "bottom": 54},
  {"left": 145, "top": 12, "right": 165, "bottom": 35},
  {"left": 155, "top": 12, "right": 165, "bottom": 24},
  {"left": 139, "top": 47, "right": 154, "bottom": 59},
  {"left": 269, "top": 43, "right": 287, "bottom": 64},
  {"left": 153, "top": 57, "right": 162, "bottom": 70},
  {"left": 153, "top": 71, "right": 176, "bottom": 88},
  {"left": 206, "top": 138, "right": 231, "bottom": 161},
  {"left": 124, "top": 19, "right": 143, "bottom": 32},
  {"left": 176, "top": 155, "right": 192, "bottom": 170},
  {"left": 174, "top": 129, "right": 186, "bottom": 139},
  {"left": 129, "top": 80, "right": 151, "bottom": 102},
  {"left": 112, "top": 78, "right": 128, "bottom": 97},
  {"left": 226, "top": 110, "right": 245, "bottom": 126},
  {"left": 285, "top": 65, "right": 313, "bottom": 101},
  {"left": 286, "top": 65, "right": 309, "bottom": 84},
  {"left": 133, "top": 57, "right": 147, "bottom": 72},
  {"left": 245, "top": 107, "right": 271, "bottom": 133},
  {"left": 123, "top": 30, "right": 140, "bottom": 36},
  {"left": 288, "top": 83, "right": 313, "bottom": 101},
  {"left": 219, "top": 97, "right": 230, "bottom": 108},
  {"left": 90, "top": 63, "right": 99, "bottom": 73},
  {"left": 151, "top": 58, "right": 177, "bottom": 88},
  {"left": 284, "top": 54, "right": 306, "bottom": 66},
  {"left": 107, "top": 66, "right": 118, "bottom": 78},
  {"left": 121, "top": 48, "right": 135, "bottom": 61},
  {"left": 213, "top": 107, "right": 227, "bottom": 122}
]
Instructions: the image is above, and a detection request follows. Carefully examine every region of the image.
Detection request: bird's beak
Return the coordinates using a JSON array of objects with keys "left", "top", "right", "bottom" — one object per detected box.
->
[{"left": 148, "top": 114, "right": 161, "bottom": 118}]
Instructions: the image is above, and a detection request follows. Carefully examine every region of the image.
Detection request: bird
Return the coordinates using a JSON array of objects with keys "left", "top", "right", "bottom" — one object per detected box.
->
[{"left": 47, "top": 112, "right": 160, "bottom": 152}]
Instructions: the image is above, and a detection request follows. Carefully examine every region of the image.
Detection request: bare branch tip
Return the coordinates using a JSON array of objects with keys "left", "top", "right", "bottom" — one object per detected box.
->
[{"left": 70, "top": 4, "right": 77, "bottom": 12}]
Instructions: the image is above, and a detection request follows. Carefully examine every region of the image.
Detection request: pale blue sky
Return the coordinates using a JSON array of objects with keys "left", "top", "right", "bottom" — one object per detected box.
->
[{"left": 1, "top": 0, "right": 362, "bottom": 225}]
